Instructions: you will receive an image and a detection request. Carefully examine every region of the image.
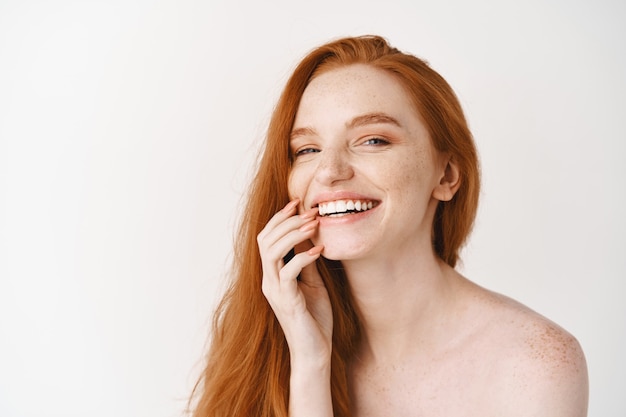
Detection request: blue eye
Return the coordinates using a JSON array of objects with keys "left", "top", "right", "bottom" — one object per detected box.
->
[
  {"left": 363, "top": 137, "right": 389, "bottom": 146},
  {"left": 294, "top": 148, "right": 320, "bottom": 157}
]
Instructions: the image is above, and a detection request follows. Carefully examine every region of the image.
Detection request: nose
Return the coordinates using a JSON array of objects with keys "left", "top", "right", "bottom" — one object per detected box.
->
[{"left": 314, "top": 147, "right": 354, "bottom": 185}]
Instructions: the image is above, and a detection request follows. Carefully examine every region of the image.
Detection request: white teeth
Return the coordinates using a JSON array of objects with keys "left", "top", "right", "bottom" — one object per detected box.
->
[{"left": 317, "top": 199, "right": 376, "bottom": 216}]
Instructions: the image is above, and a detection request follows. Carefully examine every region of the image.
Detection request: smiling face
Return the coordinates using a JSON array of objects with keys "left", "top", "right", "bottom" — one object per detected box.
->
[{"left": 288, "top": 64, "right": 455, "bottom": 261}]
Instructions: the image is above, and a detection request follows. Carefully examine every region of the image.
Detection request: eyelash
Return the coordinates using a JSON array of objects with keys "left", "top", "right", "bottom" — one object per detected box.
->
[
  {"left": 294, "top": 147, "right": 320, "bottom": 157},
  {"left": 362, "top": 137, "right": 389, "bottom": 146},
  {"left": 292, "top": 137, "right": 390, "bottom": 158}
]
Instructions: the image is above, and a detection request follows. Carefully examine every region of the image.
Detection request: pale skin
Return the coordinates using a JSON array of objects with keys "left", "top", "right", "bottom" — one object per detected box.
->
[{"left": 257, "top": 64, "right": 588, "bottom": 416}]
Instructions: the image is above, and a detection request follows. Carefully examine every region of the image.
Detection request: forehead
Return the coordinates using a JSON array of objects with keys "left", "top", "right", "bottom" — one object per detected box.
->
[{"left": 294, "top": 64, "right": 419, "bottom": 128}]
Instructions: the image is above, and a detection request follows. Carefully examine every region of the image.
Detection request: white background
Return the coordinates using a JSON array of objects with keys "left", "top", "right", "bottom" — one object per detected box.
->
[{"left": 1, "top": 0, "right": 624, "bottom": 416}]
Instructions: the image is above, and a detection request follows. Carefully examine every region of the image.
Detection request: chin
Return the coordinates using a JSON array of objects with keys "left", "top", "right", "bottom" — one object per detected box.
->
[
  {"left": 318, "top": 249, "right": 346, "bottom": 261},
  {"left": 313, "top": 235, "right": 369, "bottom": 261}
]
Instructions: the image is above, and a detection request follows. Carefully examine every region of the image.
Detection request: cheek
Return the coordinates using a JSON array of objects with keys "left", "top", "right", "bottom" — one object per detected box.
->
[
  {"left": 395, "top": 153, "right": 426, "bottom": 184},
  {"left": 287, "top": 168, "right": 305, "bottom": 200},
  {"left": 287, "top": 172, "right": 296, "bottom": 199},
  {"left": 386, "top": 148, "right": 437, "bottom": 195}
]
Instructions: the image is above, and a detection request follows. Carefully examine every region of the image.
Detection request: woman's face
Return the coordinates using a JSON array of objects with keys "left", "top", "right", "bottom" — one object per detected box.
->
[{"left": 288, "top": 64, "right": 451, "bottom": 261}]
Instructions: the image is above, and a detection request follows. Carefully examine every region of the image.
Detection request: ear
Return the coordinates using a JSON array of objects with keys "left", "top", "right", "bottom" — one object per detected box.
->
[{"left": 432, "top": 155, "right": 461, "bottom": 202}]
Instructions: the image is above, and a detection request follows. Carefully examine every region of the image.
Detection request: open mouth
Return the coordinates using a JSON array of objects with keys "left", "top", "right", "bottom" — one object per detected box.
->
[{"left": 316, "top": 199, "right": 378, "bottom": 217}]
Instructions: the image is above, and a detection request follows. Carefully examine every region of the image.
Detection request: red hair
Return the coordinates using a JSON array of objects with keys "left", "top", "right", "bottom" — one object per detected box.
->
[{"left": 191, "top": 35, "right": 479, "bottom": 416}]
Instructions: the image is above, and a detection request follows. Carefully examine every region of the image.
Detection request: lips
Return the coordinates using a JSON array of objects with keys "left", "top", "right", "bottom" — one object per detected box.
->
[{"left": 316, "top": 199, "right": 377, "bottom": 217}]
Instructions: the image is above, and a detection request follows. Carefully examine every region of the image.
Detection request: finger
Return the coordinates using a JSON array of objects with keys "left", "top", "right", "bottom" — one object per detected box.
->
[
  {"left": 262, "top": 220, "right": 319, "bottom": 268},
  {"left": 259, "top": 205, "right": 318, "bottom": 247},
  {"left": 299, "top": 247, "right": 325, "bottom": 286},
  {"left": 278, "top": 246, "right": 324, "bottom": 294},
  {"left": 262, "top": 246, "right": 321, "bottom": 304},
  {"left": 257, "top": 199, "right": 301, "bottom": 241},
  {"left": 259, "top": 215, "right": 313, "bottom": 254}
]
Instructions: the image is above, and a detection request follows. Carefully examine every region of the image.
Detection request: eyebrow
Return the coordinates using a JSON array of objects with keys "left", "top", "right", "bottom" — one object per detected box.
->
[
  {"left": 290, "top": 112, "right": 402, "bottom": 141},
  {"left": 290, "top": 126, "right": 317, "bottom": 141},
  {"left": 347, "top": 112, "right": 402, "bottom": 129}
]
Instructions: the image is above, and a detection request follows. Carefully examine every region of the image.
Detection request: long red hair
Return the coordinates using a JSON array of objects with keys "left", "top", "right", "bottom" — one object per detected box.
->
[{"left": 190, "top": 35, "right": 480, "bottom": 416}]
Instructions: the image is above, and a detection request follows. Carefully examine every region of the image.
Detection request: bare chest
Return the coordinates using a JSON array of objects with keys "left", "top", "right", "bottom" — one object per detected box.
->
[{"left": 349, "top": 352, "right": 499, "bottom": 417}]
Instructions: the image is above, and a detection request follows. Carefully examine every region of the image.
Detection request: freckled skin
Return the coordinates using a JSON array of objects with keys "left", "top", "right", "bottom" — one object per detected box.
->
[
  {"left": 347, "top": 282, "right": 588, "bottom": 417},
  {"left": 288, "top": 65, "right": 446, "bottom": 262},
  {"left": 286, "top": 64, "right": 588, "bottom": 417}
]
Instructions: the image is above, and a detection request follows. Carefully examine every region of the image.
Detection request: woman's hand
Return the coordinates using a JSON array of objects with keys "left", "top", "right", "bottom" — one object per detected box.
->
[{"left": 257, "top": 199, "right": 333, "bottom": 368}]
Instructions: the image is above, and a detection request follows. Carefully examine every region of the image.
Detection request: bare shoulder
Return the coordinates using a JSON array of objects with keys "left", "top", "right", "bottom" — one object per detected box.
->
[{"left": 460, "top": 279, "right": 589, "bottom": 416}]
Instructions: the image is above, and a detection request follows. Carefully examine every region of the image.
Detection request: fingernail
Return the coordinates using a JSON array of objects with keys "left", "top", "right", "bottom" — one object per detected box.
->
[
  {"left": 307, "top": 246, "right": 324, "bottom": 256},
  {"left": 299, "top": 207, "right": 319, "bottom": 219},
  {"left": 299, "top": 220, "right": 318, "bottom": 232},
  {"left": 282, "top": 199, "right": 299, "bottom": 213}
]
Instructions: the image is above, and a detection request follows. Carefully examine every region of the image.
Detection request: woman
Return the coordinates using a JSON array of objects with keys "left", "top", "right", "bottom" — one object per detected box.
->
[{"left": 191, "top": 35, "right": 588, "bottom": 416}]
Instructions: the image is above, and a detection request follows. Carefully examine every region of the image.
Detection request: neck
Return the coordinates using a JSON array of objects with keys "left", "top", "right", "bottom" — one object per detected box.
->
[{"left": 342, "top": 245, "right": 459, "bottom": 364}]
